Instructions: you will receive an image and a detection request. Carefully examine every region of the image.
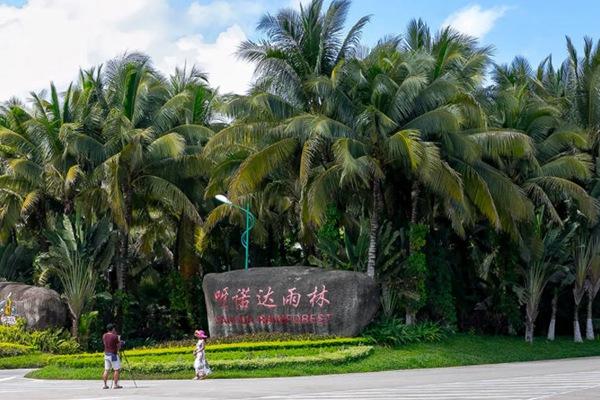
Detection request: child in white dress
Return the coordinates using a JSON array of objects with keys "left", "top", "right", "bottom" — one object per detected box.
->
[{"left": 193, "top": 330, "right": 211, "bottom": 380}]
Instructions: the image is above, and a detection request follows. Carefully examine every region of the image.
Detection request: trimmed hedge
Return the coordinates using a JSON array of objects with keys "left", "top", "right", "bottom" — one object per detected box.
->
[
  {"left": 51, "top": 346, "right": 346, "bottom": 368},
  {"left": 0, "top": 353, "right": 50, "bottom": 369},
  {"left": 51, "top": 337, "right": 369, "bottom": 361},
  {"left": 0, "top": 342, "right": 32, "bottom": 356},
  {"left": 119, "top": 346, "right": 373, "bottom": 373},
  {"left": 49, "top": 345, "right": 372, "bottom": 371}
]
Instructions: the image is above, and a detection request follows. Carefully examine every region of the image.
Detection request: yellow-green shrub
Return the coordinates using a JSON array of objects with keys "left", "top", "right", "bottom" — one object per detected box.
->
[
  {"left": 0, "top": 342, "right": 32, "bottom": 356},
  {"left": 0, "top": 320, "right": 79, "bottom": 354}
]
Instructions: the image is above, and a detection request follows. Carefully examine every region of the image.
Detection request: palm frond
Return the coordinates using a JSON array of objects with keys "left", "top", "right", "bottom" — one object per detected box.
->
[{"left": 229, "top": 138, "right": 298, "bottom": 196}]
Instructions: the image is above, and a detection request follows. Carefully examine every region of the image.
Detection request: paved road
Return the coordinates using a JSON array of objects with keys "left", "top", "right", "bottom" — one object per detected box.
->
[{"left": 1, "top": 357, "right": 599, "bottom": 400}]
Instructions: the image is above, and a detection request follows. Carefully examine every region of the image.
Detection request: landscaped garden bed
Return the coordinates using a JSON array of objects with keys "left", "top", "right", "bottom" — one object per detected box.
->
[{"left": 0, "top": 334, "right": 597, "bottom": 380}]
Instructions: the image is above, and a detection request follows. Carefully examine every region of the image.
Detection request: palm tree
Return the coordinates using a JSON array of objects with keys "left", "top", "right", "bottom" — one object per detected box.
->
[
  {"left": 565, "top": 36, "right": 600, "bottom": 147},
  {"left": 35, "top": 215, "right": 115, "bottom": 338},
  {"left": 572, "top": 236, "right": 598, "bottom": 342},
  {"left": 238, "top": 0, "right": 370, "bottom": 109},
  {"left": 487, "top": 57, "right": 598, "bottom": 226},
  {"left": 76, "top": 53, "right": 205, "bottom": 290},
  {"left": 165, "top": 65, "right": 217, "bottom": 280},
  {"left": 585, "top": 239, "right": 600, "bottom": 339},
  {"left": 0, "top": 85, "right": 84, "bottom": 244},
  {"left": 305, "top": 44, "right": 463, "bottom": 279},
  {"left": 518, "top": 210, "right": 575, "bottom": 342}
]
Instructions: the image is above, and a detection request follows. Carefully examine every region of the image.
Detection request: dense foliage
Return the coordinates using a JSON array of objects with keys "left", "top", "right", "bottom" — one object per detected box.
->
[
  {"left": 0, "top": 321, "right": 79, "bottom": 354},
  {"left": 363, "top": 320, "right": 447, "bottom": 347},
  {"left": 1, "top": 0, "right": 600, "bottom": 344}
]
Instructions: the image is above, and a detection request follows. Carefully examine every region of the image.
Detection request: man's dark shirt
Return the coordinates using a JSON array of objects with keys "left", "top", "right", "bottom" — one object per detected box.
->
[{"left": 103, "top": 332, "right": 120, "bottom": 354}]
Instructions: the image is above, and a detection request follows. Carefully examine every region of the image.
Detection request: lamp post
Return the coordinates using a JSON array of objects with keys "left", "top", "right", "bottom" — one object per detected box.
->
[{"left": 215, "top": 195, "right": 256, "bottom": 271}]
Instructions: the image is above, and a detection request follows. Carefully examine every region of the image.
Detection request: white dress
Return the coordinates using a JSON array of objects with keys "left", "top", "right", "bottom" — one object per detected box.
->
[{"left": 193, "top": 339, "right": 211, "bottom": 375}]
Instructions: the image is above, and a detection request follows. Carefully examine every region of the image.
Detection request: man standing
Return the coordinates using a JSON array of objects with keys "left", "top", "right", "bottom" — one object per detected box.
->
[{"left": 102, "top": 323, "right": 123, "bottom": 389}]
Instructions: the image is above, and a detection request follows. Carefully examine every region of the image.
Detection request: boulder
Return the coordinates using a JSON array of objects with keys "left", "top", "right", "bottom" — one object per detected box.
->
[
  {"left": 0, "top": 282, "right": 68, "bottom": 330},
  {"left": 203, "top": 267, "right": 379, "bottom": 338}
]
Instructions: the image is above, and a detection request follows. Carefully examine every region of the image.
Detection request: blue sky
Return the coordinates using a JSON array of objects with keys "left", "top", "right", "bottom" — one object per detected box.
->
[
  {"left": 348, "top": 1, "right": 596, "bottom": 66},
  {"left": 0, "top": 0, "right": 597, "bottom": 100}
]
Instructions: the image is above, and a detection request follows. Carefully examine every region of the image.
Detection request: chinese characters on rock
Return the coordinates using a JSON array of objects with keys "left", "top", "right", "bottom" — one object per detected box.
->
[{"left": 213, "top": 285, "right": 331, "bottom": 310}]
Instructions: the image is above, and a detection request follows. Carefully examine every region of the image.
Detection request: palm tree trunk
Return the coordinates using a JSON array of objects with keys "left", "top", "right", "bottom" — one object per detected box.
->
[
  {"left": 410, "top": 182, "right": 420, "bottom": 224},
  {"left": 525, "top": 316, "right": 534, "bottom": 343},
  {"left": 176, "top": 217, "right": 200, "bottom": 280},
  {"left": 116, "top": 232, "right": 128, "bottom": 291},
  {"left": 366, "top": 180, "right": 381, "bottom": 279},
  {"left": 63, "top": 193, "right": 74, "bottom": 215},
  {"left": 586, "top": 291, "right": 595, "bottom": 340},
  {"left": 525, "top": 297, "right": 538, "bottom": 343},
  {"left": 37, "top": 199, "right": 49, "bottom": 252},
  {"left": 71, "top": 314, "right": 79, "bottom": 339},
  {"left": 405, "top": 309, "right": 416, "bottom": 326},
  {"left": 547, "top": 290, "right": 558, "bottom": 341},
  {"left": 117, "top": 184, "right": 133, "bottom": 292},
  {"left": 574, "top": 302, "right": 583, "bottom": 343}
]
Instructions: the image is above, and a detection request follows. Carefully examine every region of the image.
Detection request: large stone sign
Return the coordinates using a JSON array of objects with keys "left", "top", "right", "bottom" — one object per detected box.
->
[
  {"left": 203, "top": 267, "right": 379, "bottom": 337},
  {"left": 0, "top": 282, "right": 67, "bottom": 330}
]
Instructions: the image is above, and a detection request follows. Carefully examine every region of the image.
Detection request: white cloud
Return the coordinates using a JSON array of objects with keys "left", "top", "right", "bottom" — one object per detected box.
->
[
  {"left": 188, "top": 0, "right": 236, "bottom": 24},
  {"left": 165, "top": 25, "right": 255, "bottom": 94},
  {"left": 288, "top": 0, "right": 311, "bottom": 10},
  {"left": 0, "top": 0, "right": 258, "bottom": 101},
  {"left": 442, "top": 4, "right": 509, "bottom": 39},
  {"left": 187, "top": 1, "right": 262, "bottom": 27}
]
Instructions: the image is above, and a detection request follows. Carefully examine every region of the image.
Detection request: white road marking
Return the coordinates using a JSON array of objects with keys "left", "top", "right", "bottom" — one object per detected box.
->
[
  {"left": 0, "top": 376, "right": 17, "bottom": 382},
  {"left": 257, "top": 371, "right": 600, "bottom": 400}
]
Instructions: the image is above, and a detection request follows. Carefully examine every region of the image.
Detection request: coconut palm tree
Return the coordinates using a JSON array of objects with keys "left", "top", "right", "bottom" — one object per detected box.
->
[
  {"left": 0, "top": 85, "right": 84, "bottom": 243},
  {"left": 238, "top": 0, "right": 370, "bottom": 109},
  {"left": 304, "top": 42, "right": 464, "bottom": 279},
  {"left": 76, "top": 53, "right": 205, "bottom": 290},
  {"left": 487, "top": 58, "right": 597, "bottom": 226},
  {"left": 565, "top": 37, "right": 600, "bottom": 146}
]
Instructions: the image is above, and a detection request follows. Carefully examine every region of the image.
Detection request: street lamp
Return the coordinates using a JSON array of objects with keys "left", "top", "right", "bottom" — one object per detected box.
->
[
  {"left": 214, "top": 194, "right": 232, "bottom": 205},
  {"left": 215, "top": 194, "right": 256, "bottom": 271}
]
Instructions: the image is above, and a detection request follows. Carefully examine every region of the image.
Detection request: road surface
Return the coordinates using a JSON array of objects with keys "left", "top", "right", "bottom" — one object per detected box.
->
[{"left": 1, "top": 357, "right": 599, "bottom": 399}]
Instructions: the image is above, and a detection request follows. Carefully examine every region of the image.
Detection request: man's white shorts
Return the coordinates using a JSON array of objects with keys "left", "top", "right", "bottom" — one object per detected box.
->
[{"left": 104, "top": 353, "right": 121, "bottom": 371}]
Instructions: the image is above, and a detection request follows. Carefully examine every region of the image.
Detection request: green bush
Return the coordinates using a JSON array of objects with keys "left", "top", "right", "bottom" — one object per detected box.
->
[
  {"left": 0, "top": 319, "right": 30, "bottom": 344},
  {"left": 0, "top": 320, "right": 79, "bottom": 354},
  {"left": 363, "top": 319, "right": 447, "bottom": 347},
  {"left": 0, "top": 342, "right": 32, "bottom": 356}
]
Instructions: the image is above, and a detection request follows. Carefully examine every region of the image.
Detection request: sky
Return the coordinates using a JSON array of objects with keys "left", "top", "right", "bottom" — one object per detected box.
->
[{"left": 0, "top": 0, "right": 598, "bottom": 102}]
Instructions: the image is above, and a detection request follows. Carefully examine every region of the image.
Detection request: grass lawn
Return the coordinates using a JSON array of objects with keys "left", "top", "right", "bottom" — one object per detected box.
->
[{"left": 12, "top": 334, "right": 600, "bottom": 380}]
